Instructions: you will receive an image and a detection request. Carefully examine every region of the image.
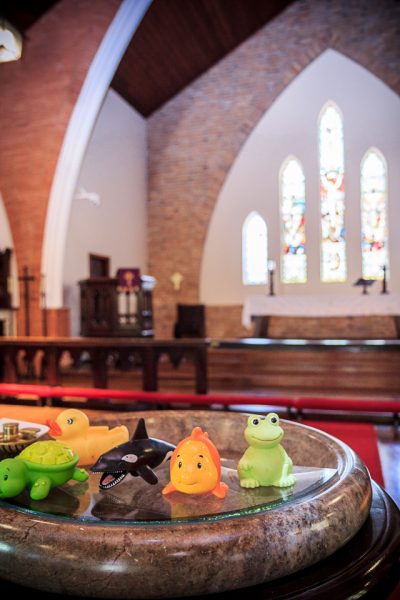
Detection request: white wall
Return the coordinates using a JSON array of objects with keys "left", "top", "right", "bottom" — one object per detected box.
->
[
  {"left": 0, "top": 193, "right": 19, "bottom": 307},
  {"left": 63, "top": 89, "right": 147, "bottom": 336},
  {"left": 200, "top": 49, "right": 400, "bottom": 304}
]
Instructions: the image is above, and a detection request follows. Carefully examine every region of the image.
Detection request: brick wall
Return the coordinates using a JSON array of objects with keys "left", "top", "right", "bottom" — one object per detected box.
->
[
  {"left": 0, "top": 0, "right": 121, "bottom": 336},
  {"left": 148, "top": 0, "right": 400, "bottom": 338},
  {"left": 2, "top": 0, "right": 399, "bottom": 339}
]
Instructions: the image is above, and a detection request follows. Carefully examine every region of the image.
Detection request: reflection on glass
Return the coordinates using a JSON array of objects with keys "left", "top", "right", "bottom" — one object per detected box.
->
[{"left": 1, "top": 462, "right": 336, "bottom": 525}]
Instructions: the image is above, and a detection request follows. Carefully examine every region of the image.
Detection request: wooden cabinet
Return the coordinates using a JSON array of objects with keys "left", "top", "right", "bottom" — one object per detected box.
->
[{"left": 79, "top": 278, "right": 154, "bottom": 337}]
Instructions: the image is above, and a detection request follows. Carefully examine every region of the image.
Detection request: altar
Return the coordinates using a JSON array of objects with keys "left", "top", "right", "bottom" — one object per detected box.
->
[{"left": 242, "top": 294, "right": 400, "bottom": 339}]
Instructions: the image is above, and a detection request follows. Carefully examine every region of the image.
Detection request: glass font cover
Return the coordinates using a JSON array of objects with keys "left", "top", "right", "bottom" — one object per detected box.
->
[{"left": 1, "top": 461, "right": 337, "bottom": 525}]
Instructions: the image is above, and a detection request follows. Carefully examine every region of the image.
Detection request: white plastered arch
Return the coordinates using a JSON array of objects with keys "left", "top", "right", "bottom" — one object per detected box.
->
[
  {"left": 41, "top": 0, "right": 152, "bottom": 307},
  {"left": 0, "top": 192, "right": 19, "bottom": 308}
]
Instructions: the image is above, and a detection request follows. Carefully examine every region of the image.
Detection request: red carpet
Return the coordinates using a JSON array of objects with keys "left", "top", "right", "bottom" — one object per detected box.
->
[{"left": 303, "top": 420, "right": 384, "bottom": 487}]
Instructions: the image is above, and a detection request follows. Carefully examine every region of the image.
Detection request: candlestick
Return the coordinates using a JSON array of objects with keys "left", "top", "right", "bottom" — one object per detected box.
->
[
  {"left": 18, "top": 266, "right": 35, "bottom": 336},
  {"left": 40, "top": 273, "right": 48, "bottom": 336},
  {"left": 267, "top": 260, "right": 276, "bottom": 297},
  {"left": 381, "top": 265, "right": 389, "bottom": 294}
]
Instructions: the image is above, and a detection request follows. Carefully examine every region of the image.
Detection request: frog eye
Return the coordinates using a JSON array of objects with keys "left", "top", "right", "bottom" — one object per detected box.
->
[
  {"left": 3, "top": 474, "right": 8, "bottom": 481},
  {"left": 197, "top": 462, "right": 202, "bottom": 469},
  {"left": 67, "top": 418, "right": 73, "bottom": 425},
  {"left": 252, "top": 418, "right": 260, "bottom": 426},
  {"left": 268, "top": 414, "right": 279, "bottom": 425},
  {"left": 178, "top": 460, "right": 183, "bottom": 469}
]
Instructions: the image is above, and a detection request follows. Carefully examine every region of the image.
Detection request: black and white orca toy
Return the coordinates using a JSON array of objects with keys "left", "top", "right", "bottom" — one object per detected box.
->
[{"left": 91, "top": 418, "right": 175, "bottom": 489}]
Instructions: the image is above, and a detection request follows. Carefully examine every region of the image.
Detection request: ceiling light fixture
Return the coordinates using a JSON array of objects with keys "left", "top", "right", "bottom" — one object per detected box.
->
[{"left": 0, "top": 19, "right": 23, "bottom": 63}]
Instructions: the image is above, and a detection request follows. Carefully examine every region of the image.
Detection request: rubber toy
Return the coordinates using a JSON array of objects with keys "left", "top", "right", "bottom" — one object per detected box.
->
[
  {"left": 0, "top": 440, "right": 88, "bottom": 500},
  {"left": 238, "top": 413, "right": 295, "bottom": 488},
  {"left": 91, "top": 418, "right": 176, "bottom": 489},
  {"left": 162, "top": 426, "right": 228, "bottom": 498},
  {"left": 47, "top": 409, "right": 129, "bottom": 466}
]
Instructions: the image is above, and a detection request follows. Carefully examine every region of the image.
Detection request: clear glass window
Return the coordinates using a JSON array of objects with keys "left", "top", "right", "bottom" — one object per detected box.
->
[{"left": 242, "top": 212, "right": 268, "bottom": 285}]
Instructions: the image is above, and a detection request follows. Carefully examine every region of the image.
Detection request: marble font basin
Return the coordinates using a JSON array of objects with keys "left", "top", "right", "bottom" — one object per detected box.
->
[{"left": 0, "top": 410, "right": 372, "bottom": 598}]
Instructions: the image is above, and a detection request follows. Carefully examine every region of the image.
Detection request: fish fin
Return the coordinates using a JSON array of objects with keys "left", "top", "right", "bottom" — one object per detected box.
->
[
  {"left": 212, "top": 482, "right": 228, "bottom": 499},
  {"left": 132, "top": 418, "right": 148, "bottom": 441},
  {"left": 136, "top": 464, "right": 158, "bottom": 485},
  {"left": 162, "top": 482, "right": 176, "bottom": 496}
]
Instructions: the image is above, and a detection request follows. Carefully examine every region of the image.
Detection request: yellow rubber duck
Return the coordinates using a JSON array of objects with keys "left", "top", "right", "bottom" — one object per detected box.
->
[{"left": 47, "top": 409, "right": 129, "bottom": 467}]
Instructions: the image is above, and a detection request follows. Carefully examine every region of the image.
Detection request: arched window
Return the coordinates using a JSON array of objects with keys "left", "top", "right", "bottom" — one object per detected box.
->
[
  {"left": 242, "top": 212, "right": 267, "bottom": 285},
  {"left": 360, "top": 148, "right": 388, "bottom": 279},
  {"left": 280, "top": 157, "right": 307, "bottom": 283},
  {"left": 319, "top": 102, "right": 346, "bottom": 282}
]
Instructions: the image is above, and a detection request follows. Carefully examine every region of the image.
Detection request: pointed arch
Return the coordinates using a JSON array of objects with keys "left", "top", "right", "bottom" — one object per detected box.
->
[
  {"left": 242, "top": 212, "right": 268, "bottom": 285},
  {"left": 41, "top": 0, "right": 151, "bottom": 308},
  {"left": 280, "top": 156, "right": 307, "bottom": 283},
  {"left": 360, "top": 147, "right": 388, "bottom": 279},
  {"left": 199, "top": 49, "right": 400, "bottom": 304},
  {"left": 318, "top": 101, "right": 346, "bottom": 282}
]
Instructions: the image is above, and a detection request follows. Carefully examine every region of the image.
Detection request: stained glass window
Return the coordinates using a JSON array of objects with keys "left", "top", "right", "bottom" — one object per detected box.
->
[
  {"left": 319, "top": 103, "right": 346, "bottom": 282},
  {"left": 242, "top": 212, "right": 268, "bottom": 285},
  {"left": 280, "top": 157, "right": 307, "bottom": 283},
  {"left": 361, "top": 148, "right": 388, "bottom": 280}
]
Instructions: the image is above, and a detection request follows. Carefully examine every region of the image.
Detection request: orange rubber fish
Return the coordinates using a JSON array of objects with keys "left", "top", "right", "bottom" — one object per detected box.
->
[{"left": 162, "top": 426, "right": 228, "bottom": 498}]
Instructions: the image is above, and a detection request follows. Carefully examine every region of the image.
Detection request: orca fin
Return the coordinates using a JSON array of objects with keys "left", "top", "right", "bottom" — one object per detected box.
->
[
  {"left": 136, "top": 464, "right": 158, "bottom": 485},
  {"left": 132, "top": 418, "right": 148, "bottom": 441}
]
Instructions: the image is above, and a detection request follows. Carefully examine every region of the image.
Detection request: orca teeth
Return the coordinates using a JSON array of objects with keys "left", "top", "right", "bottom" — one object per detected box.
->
[{"left": 99, "top": 471, "right": 128, "bottom": 490}]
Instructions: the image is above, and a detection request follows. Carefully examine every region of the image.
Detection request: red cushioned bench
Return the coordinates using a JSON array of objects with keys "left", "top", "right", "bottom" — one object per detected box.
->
[
  {"left": 0, "top": 383, "right": 399, "bottom": 422},
  {"left": 294, "top": 396, "right": 400, "bottom": 414},
  {"left": 0, "top": 383, "right": 295, "bottom": 408}
]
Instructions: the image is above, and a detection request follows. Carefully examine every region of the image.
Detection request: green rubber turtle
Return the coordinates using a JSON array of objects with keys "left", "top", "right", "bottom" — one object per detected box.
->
[{"left": 0, "top": 440, "right": 88, "bottom": 500}]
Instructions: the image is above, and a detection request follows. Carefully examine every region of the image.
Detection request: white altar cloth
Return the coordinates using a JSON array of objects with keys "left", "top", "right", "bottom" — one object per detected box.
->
[{"left": 242, "top": 294, "right": 400, "bottom": 328}]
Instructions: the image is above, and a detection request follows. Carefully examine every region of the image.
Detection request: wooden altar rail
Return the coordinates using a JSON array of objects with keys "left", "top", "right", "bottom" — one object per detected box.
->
[
  {"left": 1, "top": 337, "right": 399, "bottom": 396},
  {"left": 209, "top": 338, "right": 400, "bottom": 395},
  {"left": 210, "top": 337, "right": 400, "bottom": 351},
  {"left": 0, "top": 337, "right": 208, "bottom": 394}
]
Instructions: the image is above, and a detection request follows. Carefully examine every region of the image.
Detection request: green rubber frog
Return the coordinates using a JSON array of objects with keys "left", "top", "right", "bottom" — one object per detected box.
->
[{"left": 238, "top": 413, "right": 295, "bottom": 489}]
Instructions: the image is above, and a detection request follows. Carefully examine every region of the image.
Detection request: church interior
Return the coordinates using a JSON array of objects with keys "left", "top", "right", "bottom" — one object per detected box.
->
[{"left": 0, "top": 0, "right": 399, "bottom": 597}]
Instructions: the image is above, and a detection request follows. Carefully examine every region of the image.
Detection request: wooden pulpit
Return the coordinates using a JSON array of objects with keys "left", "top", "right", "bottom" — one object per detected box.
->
[{"left": 79, "top": 278, "right": 153, "bottom": 337}]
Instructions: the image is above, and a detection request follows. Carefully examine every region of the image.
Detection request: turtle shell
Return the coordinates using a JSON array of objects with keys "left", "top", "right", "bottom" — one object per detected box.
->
[{"left": 19, "top": 440, "right": 76, "bottom": 466}]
